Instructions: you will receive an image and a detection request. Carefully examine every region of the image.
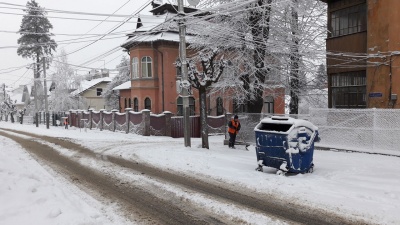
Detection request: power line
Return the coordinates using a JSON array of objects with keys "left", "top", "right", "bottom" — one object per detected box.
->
[
  {"left": 60, "top": 0, "right": 153, "bottom": 58},
  {"left": 0, "top": 34, "right": 128, "bottom": 49},
  {"left": 0, "top": 2, "right": 151, "bottom": 18},
  {"left": 0, "top": 11, "right": 138, "bottom": 23},
  {"left": 61, "top": 0, "right": 132, "bottom": 49}
]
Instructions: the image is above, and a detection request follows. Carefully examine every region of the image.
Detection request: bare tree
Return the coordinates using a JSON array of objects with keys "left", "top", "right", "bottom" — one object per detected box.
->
[
  {"left": 50, "top": 49, "right": 79, "bottom": 112},
  {"left": 187, "top": 0, "right": 327, "bottom": 113},
  {"left": 184, "top": 50, "right": 225, "bottom": 149}
]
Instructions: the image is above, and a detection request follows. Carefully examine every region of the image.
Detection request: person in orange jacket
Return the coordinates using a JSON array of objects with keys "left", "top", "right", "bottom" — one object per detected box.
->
[
  {"left": 64, "top": 118, "right": 68, "bottom": 129},
  {"left": 228, "top": 115, "right": 241, "bottom": 149}
]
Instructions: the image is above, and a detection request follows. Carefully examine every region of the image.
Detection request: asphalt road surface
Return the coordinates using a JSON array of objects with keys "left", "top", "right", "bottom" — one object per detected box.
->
[{"left": 0, "top": 128, "right": 373, "bottom": 225}]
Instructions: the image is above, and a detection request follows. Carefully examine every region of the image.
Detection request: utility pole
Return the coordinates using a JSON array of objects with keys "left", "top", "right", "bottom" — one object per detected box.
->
[
  {"left": 33, "top": 64, "right": 39, "bottom": 127},
  {"left": 178, "top": 0, "right": 191, "bottom": 147},
  {"left": 43, "top": 57, "right": 49, "bottom": 129}
]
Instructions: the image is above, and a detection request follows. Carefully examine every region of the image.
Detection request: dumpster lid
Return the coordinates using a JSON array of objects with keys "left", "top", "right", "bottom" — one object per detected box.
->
[{"left": 254, "top": 116, "right": 318, "bottom": 133}]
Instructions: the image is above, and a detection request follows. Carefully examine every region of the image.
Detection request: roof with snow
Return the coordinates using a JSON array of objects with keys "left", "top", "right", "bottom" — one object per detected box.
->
[
  {"left": 121, "top": 2, "right": 203, "bottom": 49},
  {"left": 113, "top": 81, "right": 131, "bottom": 90},
  {"left": 8, "top": 85, "right": 29, "bottom": 105},
  {"left": 70, "top": 77, "right": 112, "bottom": 96},
  {"left": 121, "top": 13, "right": 180, "bottom": 49},
  {"left": 134, "top": 14, "right": 171, "bottom": 32}
]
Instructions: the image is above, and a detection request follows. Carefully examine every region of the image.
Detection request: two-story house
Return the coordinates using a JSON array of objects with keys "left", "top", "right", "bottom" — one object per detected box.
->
[
  {"left": 118, "top": 1, "right": 285, "bottom": 115},
  {"left": 70, "top": 69, "right": 111, "bottom": 110}
]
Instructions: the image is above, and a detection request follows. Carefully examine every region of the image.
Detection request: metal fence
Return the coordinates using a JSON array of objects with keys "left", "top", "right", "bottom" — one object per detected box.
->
[
  {"left": 309, "top": 108, "right": 400, "bottom": 154},
  {"left": 5, "top": 108, "right": 400, "bottom": 155}
]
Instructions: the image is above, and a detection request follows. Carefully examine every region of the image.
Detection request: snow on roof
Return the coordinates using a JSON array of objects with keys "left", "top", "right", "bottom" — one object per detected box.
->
[
  {"left": 121, "top": 12, "right": 183, "bottom": 48},
  {"left": 70, "top": 77, "right": 112, "bottom": 96},
  {"left": 113, "top": 81, "right": 131, "bottom": 90},
  {"left": 9, "top": 93, "right": 23, "bottom": 105},
  {"left": 122, "top": 31, "right": 185, "bottom": 46},
  {"left": 135, "top": 14, "right": 170, "bottom": 32}
]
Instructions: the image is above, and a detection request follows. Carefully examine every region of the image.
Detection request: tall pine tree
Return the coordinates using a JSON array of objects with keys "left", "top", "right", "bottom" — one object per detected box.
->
[{"left": 17, "top": 0, "right": 57, "bottom": 110}]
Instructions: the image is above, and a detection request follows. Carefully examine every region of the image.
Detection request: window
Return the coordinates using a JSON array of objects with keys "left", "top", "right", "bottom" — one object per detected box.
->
[
  {"left": 264, "top": 96, "right": 274, "bottom": 114},
  {"left": 96, "top": 88, "right": 103, "bottom": 96},
  {"left": 177, "top": 97, "right": 195, "bottom": 116},
  {"left": 216, "top": 97, "right": 224, "bottom": 116},
  {"left": 330, "top": 3, "right": 366, "bottom": 37},
  {"left": 124, "top": 98, "right": 127, "bottom": 109},
  {"left": 128, "top": 98, "right": 131, "bottom": 109},
  {"left": 131, "top": 57, "right": 139, "bottom": 79},
  {"left": 144, "top": 97, "right": 151, "bottom": 110},
  {"left": 133, "top": 98, "right": 139, "bottom": 112},
  {"left": 331, "top": 71, "right": 366, "bottom": 108},
  {"left": 141, "top": 56, "right": 152, "bottom": 78},
  {"left": 233, "top": 99, "right": 246, "bottom": 113}
]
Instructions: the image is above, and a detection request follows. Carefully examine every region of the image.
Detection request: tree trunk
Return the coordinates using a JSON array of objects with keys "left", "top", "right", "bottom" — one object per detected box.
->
[
  {"left": 289, "top": 0, "right": 300, "bottom": 115},
  {"left": 247, "top": 0, "right": 272, "bottom": 113},
  {"left": 199, "top": 86, "right": 209, "bottom": 149}
]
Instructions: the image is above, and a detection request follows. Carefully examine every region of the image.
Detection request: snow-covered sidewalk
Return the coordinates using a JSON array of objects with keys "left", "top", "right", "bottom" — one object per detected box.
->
[{"left": 1, "top": 122, "right": 399, "bottom": 224}]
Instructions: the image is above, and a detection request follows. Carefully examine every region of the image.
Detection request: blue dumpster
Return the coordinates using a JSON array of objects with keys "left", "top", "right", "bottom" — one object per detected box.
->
[{"left": 254, "top": 116, "right": 320, "bottom": 175}]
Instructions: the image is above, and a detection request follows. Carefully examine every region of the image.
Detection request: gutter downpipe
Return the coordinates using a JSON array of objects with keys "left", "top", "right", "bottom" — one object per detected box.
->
[{"left": 151, "top": 42, "right": 165, "bottom": 112}]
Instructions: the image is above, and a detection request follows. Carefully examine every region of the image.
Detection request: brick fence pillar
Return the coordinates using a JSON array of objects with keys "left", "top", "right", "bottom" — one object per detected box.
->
[
  {"left": 164, "top": 111, "right": 172, "bottom": 137},
  {"left": 111, "top": 109, "right": 119, "bottom": 132},
  {"left": 99, "top": 109, "right": 105, "bottom": 131},
  {"left": 142, "top": 109, "right": 150, "bottom": 136},
  {"left": 125, "top": 108, "right": 132, "bottom": 134}
]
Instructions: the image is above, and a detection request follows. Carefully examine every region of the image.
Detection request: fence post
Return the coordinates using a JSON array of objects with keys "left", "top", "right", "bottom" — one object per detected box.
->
[
  {"left": 68, "top": 110, "right": 72, "bottom": 127},
  {"left": 80, "top": 110, "right": 84, "bottom": 128},
  {"left": 142, "top": 109, "right": 150, "bottom": 136},
  {"left": 164, "top": 111, "right": 172, "bottom": 137},
  {"left": 111, "top": 109, "right": 119, "bottom": 132},
  {"left": 88, "top": 108, "right": 93, "bottom": 130},
  {"left": 99, "top": 109, "right": 105, "bottom": 131},
  {"left": 125, "top": 108, "right": 132, "bottom": 134}
]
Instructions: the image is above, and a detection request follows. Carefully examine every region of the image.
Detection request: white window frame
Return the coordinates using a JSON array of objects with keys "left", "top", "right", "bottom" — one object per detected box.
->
[
  {"left": 141, "top": 56, "right": 152, "bottom": 78},
  {"left": 131, "top": 57, "right": 139, "bottom": 79}
]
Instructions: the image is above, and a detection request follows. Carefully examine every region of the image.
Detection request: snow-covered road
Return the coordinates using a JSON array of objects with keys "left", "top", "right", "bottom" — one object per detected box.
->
[{"left": 1, "top": 122, "right": 399, "bottom": 224}]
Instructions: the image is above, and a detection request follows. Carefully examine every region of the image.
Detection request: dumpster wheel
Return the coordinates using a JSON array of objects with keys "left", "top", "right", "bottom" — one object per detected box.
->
[
  {"left": 276, "top": 170, "right": 286, "bottom": 176},
  {"left": 306, "top": 164, "right": 314, "bottom": 173},
  {"left": 255, "top": 165, "right": 263, "bottom": 172}
]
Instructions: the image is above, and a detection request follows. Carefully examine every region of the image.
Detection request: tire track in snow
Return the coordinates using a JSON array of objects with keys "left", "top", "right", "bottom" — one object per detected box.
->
[{"left": 0, "top": 128, "right": 373, "bottom": 225}]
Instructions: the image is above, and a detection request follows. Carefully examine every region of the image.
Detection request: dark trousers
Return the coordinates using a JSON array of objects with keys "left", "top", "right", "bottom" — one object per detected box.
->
[{"left": 229, "top": 132, "right": 237, "bottom": 147}]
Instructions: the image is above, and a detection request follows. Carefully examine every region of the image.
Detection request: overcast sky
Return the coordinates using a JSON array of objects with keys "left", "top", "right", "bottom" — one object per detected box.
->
[{"left": 0, "top": 0, "right": 160, "bottom": 88}]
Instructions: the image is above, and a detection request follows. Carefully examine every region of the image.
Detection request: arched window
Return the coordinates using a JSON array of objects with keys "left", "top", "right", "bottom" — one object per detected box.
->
[
  {"left": 177, "top": 97, "right": 195, "bottom": 116},
  {"left": 144, "top": 97, "right": 151, "bottom": 110},
  {"left": 216, "top": 97, "right": 224, "bottom": 116},
  {"left": 128, "top": 98, "right": 132, "bottom": 109},
  {"left": 264, "top": 96, "right": 274, "bottom": 114},
  {"left": 124, "top": 98, "right": 127, "bottom": 109},
  {"left": 131, "top": 57, "right": 139, "bottom": 78},
  {"left": 141, "top": 56, "right": 152, "bottom": 78},
  {"left": 133, "top": 98, "right": 139, "bottom": 112}
]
